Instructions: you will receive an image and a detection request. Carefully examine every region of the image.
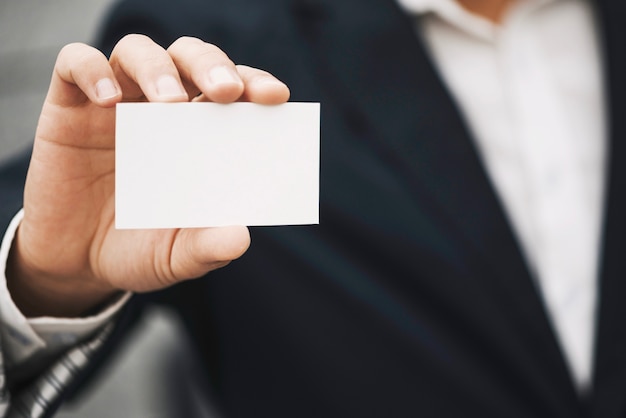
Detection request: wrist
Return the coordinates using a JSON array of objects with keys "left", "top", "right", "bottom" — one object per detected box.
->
[{"left": 6, "top": 227, "right": 118, "bottom": 318}]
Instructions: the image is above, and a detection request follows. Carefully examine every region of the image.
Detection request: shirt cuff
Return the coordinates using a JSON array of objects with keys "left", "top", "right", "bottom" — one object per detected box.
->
[{"left": 0, "top": 209, "right": 131, "bottom": 367}]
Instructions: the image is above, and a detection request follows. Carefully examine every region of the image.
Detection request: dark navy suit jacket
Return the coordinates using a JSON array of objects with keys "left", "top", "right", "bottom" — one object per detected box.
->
[{"left": 3, "top": 0, "right": 626, "bottom": 416}]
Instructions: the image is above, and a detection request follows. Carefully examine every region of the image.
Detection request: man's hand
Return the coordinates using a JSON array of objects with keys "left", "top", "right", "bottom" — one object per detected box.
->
[{"left": 6, "top": 35, "right": 290, "bottom": 317}]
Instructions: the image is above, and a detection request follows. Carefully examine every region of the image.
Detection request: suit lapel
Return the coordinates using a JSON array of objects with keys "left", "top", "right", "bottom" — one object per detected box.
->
[
  {"left": 590, "top": 1, "right": 626, "bottom": 417},
  {"left": 292, "top": 0, "right": 579, "bottom": 406}
]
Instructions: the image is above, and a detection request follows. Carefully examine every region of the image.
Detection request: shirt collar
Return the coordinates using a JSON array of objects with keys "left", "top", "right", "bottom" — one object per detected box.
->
[
  {"left": 396, "top": 0, "right": 558, "bottom": 17},
  {"left": 396, "top": 0, "right": 463, "bottom": 16},
  {"left": 395, "top": 0, "right": 561, "bottom": 41},
  {"left": 396, "top": 0, "right": 498, "bottom": 40}
]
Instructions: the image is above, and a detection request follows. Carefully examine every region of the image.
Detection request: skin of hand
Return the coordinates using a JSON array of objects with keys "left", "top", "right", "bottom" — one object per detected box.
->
[{"left": 5, "top": 35, "right": 290, "bottom": 318}]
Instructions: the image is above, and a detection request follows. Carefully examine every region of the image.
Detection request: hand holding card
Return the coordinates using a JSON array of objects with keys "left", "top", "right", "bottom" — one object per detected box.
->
[{"left": 8, "top": 35, "right": 298, "bottom": 318}]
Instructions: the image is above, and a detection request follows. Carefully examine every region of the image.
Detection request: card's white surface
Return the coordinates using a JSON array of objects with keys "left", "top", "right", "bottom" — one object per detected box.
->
[{"left": 115, "top": 102, "right": 320, "bottom": 229}]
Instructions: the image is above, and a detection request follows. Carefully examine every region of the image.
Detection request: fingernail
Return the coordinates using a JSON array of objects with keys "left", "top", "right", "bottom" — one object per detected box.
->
[
  {"left": 95, "top": 78, "right": 119, "bottom": 100},
  {"left": 208, "top": 66, "right": 243, "bottom": 86},
  {"left": 156, "top": 75, "right": 186, "bottom": 98}
]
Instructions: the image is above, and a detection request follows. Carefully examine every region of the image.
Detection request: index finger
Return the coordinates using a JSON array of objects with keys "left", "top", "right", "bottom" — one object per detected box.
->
[{"left": 48, "top": 43, "right": 122, "bottom": 108}]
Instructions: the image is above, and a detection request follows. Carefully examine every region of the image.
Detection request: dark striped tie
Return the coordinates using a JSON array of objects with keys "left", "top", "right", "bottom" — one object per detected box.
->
[{"left": 5, "top": 323, "right": 114, "bottom": 418}]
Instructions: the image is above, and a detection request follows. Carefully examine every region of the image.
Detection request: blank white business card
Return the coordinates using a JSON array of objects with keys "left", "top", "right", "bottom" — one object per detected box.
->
[{"left": 115, "top": 102, "right": 320, "bottom": 229}]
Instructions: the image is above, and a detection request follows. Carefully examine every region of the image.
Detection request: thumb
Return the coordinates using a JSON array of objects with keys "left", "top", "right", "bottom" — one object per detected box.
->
[{"left": 169, "top": 226, "right": 251, "bottom": 280}]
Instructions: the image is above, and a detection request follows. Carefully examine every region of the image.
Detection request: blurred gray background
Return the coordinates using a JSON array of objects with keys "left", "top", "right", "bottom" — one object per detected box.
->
[
  {"left": 0, "top": 0, "right": 110, "bottom": 163},
  {"left": 0, "top": 1, "right": 217, "bottom": 417}
]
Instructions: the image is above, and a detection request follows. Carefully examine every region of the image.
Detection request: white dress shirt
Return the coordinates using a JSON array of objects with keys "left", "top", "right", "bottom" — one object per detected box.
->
[
  {"left": 0, "top": 210, "right": 129, "bottom": 370},
  {"left": 396, "top": 0, "right": 606, "bottom": 390},
  {"left": 0, "top": 0, "right": 606, "bottom": 393}
]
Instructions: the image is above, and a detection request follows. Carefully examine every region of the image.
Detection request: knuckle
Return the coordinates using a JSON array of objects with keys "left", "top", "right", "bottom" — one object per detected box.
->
[
  {"left": 168, "top": 37, "right": 229, "bottom": 62},
  {"left": 57, "top": 42, "right": 81, "bottom": 56},
  {"left": 139, "top": 54, "right": 176, "bottom": 74},
  {"left": 110, "top": 34, "right": 177, "bottom": 78},
  {"left": 119, "top": 33, "right": 152, "bottom": 46},
  {"left": 168, "top": 36, "right": 203, "bottom": 50},
  {"left": 112, "top": 34, "right": 152, "bottom": 57},
  {"left": 56, "top": 42, "right": 88, "bottom": 62},
  {"left": 56, "top": 43, "right": 106, "bottom": 72},
  {"left": 198, "top": 49, "right": 232, "bottom": 66}
]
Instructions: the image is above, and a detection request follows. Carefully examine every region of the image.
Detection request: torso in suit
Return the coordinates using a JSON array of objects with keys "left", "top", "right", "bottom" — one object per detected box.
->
[{"left": 3, "top": 0, "right": 626, "bottom": 416}]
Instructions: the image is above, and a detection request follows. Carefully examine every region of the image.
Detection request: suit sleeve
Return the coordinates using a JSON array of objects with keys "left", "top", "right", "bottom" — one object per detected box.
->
[{"left": 0, "top": 150, "right": 130, "bottom": 417}]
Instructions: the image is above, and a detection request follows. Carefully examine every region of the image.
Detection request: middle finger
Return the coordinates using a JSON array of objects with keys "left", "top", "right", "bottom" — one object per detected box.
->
[{"left": 110, "top": 34, "right": 189, "bottom": 102}]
